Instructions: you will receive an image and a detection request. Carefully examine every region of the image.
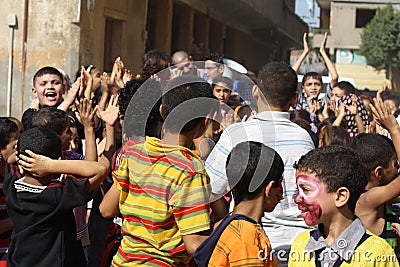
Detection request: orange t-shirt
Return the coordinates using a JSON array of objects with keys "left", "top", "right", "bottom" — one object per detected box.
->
[{"left": 208, "top": 219, "right": 277, "bottom": 267}]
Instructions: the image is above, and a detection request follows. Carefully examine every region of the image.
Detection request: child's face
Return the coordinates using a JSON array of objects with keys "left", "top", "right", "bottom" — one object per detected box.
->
[
  {"left": 90, "top": 68, "right": 101, "bottom": 92},
  {"left": 294, "top": 171, "right": 331, "bottom": 226},
  {"left": 382, "top": 155, "right": 400, "bottom": 185},
  {"left": 59, "top": 126, "right": 72, "bottom": 151},
  {"left": 213, "top": 83, "right": 231, "bottom": 104},
  {"left": 32, "top": 74, "right": 64, "bottom": 107},
  {"left": 302, "top": 77, "right": 322, "bottom": 98},
  {"left": 384, "top": 99, "right": 397, "bottom": 114},
  {"left": 330, "top": 87, "right": 345, "bottom": 107},
  {"left": 1, "top": 131, "right": 20, "bottom": 163}
]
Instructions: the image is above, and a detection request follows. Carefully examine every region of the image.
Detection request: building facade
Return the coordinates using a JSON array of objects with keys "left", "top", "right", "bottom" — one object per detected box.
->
[{"left": 0, "top": 0, "right": 307, "bottom": 117}]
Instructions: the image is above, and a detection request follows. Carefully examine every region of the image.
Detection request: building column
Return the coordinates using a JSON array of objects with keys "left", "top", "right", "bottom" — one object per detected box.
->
[
  {"left": 153, "top": 0, "right": 173, "bottom": 54},
  {"left": 172, "top": 5, "right": 194, "bottom": 52}
]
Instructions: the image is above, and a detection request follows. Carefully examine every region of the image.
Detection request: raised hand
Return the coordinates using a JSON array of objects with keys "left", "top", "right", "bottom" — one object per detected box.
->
[
  {"left": 319, "top": 32, "right": 328, "bottom": 55},
  {"left": 123, "top": 69, "right": 133, "bottom": 85},
  {"left": 76, "top": 98, "right": 97, "bottom": 129},
  {"left": 370, "top": 96, "right": 399, "bottom": 132},
  {"left": 307, "top": 96, "right": 320, "bottom": 114},
  {"left": 96, "top": 94, "right": 120, "bottom": 126}
]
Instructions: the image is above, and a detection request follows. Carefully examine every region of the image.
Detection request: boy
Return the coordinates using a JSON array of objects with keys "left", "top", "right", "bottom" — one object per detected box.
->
[
  {"left": 100, "top": 75, "right": 219, "bottom": 266},
  {"left": 352, "top": 96, "right": 400, "bottom": 256},
  {"left": 0, "top": 118, "right": 20, "bottom": 260},
  {"left": 22, "top": 66, "right": 77, "bottom": 130},
  {"left": 293, "top": 32, "right": 339, "bottom": 113},
  {"left": 194, "top": 141, "right": 284, "bottom": 267},
  {"left": 4, "top": 127, "right": 109, "bottom": 267},
  {"left": 289, "top": 146, "right": 399, "bottom": 266}
]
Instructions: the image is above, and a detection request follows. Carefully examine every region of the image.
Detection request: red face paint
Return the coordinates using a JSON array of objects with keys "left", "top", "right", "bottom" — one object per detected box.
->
[{"left": 294, "top": 174, "right": 323, "bottom": 226}]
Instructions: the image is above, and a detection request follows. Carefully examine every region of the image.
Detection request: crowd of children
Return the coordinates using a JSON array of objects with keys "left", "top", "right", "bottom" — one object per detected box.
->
[{"left": 1, "top": 31, "right": 400, "bottom": 267}]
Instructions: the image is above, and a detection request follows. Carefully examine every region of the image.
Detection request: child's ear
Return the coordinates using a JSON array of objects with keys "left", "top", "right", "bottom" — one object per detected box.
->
[
  {"left": 32, "top": 87, "right": 38, "bottom": 98},
  {"left": 264, "top": 180, "right": 275, "bottom": 197},
  {"left": 252, "top": 85, "right": 259, "bottom": 101},
  {"left": 159, "top": 104, "right": 165, "bottom": 120},
  {"left": 374, "top": 166, "right": 384, "bottom": 182},
  {"left": 335, "top": 187, "right": 350, "bottom": 209}
]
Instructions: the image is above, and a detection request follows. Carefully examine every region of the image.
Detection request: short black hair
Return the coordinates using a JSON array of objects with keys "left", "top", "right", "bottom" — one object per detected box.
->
[
  {"left": 302, "top": 72, "right": 323, "bottom": 86},
  {"left": 18, "top": 128, "right": 62, "bottom": 177},
  {"left": 332, "top": 81, "right": 356, "bottom": 95},
  {"left": 206, "top": 52, "right": 224, "bottom": 64},
  {"left": 31, "top": 107, "right": 69, "bottom": 136},
  {"left": 0, "top": 117, "right": 19, "bottom": 150},
  {"left": 257, "top": 62, "right": 298, "bottom": 108},
  {"left": 294, "top": 145, "right": 367, "bottom": 213},
  {"left": 120, "top": 78, "right": 163, "bottom": 138},
  {"left": 351, "top": 133, "right": 395, "bottom": 173},
  {"left": 226, "top": 141, "right": 284, "bottom": 205},
  {"left": 162, "top": 75, "right": 218, "bottom": 133},
  {"left": 33, "top": 66, "right": 63, "bottom": 86},
  {"left": 212, "top": 76, "right": 233, "bottom": 90}
]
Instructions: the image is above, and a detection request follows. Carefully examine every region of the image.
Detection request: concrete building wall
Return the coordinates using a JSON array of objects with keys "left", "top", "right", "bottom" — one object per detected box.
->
[{"left": 0, "top": 0, "right": 306, "bottom": 118}]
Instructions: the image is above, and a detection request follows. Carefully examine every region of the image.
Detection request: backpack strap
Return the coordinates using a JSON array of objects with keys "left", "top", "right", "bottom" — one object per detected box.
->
[
  {"left": 193, "top": 213, "right": 256, "bottom": 267},
  {"left": 314, "top": 232, "right": 370, "bottom": 267}
]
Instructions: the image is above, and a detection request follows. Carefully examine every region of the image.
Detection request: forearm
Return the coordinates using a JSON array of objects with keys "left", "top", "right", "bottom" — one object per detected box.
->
[
  {"left": 332, "top": 114, "right": 344, "bottom": 126},
  {"left": 320, "top": 51, "right": 339, "bottom": 86},
  {"left": 57, "top": 100, "right": 71, "bottom": 112},
  {"left": 84, "top": 126, "right": 98, "bottom": 161},
  {"left": 355, "top": 115, "right": 366, "bottom": 134},
  {"left": 84, "top": 79, "right": 93, "bottom": 100},
  {"left": 389, "top": 126, "right": 400, "bottom": 160},
  {"left": 292, "top": 51, "right": 309, "bottom": 72},
  {"left": 98, "top": 91, "right": 109, "bottom": 111}
]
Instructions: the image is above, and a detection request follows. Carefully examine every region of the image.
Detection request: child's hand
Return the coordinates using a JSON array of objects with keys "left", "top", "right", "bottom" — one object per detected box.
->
[
  {"left": 76, "top": 99, "right": 97, "bottom": 129},
  {"left": 392, "top": 223, "right": 400, "bottom": 236},
  {"left": 96, "top": 95, "right": 119, "bottom": 126},
  {"left": 370, "top": 96, "right": 399, "bottom": 132},
  {"left": 319, "top": 32, "right": 328, "bottom": 55},
  {"left": 303, "top": 32, "right": 310, "bottom": 54},
  {"left": 122, "top": 69, "right": 133, "bottom": 85},
  {"left": 345, "top": 94, "right": 358, "bottom": 115},
  {"left": 18, "top": 150, "right": 53, "bottom": 177},
  {"left": 307, "top": 96, "right": 320, "bottom": 114}
]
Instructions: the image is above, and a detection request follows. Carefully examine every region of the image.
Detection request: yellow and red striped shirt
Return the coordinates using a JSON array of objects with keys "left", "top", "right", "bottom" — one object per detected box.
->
[{"left": 113, "top": 137, "right": 211, "bottom": 266}]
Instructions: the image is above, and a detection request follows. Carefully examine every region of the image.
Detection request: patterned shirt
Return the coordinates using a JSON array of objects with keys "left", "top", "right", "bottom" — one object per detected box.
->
[
  {"left": 209, "top": 219, "right": 277, "bottom": 267},
  {"left": 113, "top": 137, "right": 211, "bottom": 266}
]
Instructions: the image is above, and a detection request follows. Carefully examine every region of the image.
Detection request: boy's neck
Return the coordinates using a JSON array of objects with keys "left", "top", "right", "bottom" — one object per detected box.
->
[
  {"left": 161, "top": 131, "right": 195, "bottom": 149},
  {"left": 322, "top": 212, "right": 355, "bottom": 245},
  {"left": 232, "top": 199, "right": 264, "bottom": 224},
  {"left": 24, "top": 175, "right": 52, "bottom": 186}
]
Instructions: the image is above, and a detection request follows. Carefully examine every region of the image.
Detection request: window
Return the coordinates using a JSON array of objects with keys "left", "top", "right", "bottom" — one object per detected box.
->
[{"left": 355, "top": 9, "right": 376, "bottom": 28}]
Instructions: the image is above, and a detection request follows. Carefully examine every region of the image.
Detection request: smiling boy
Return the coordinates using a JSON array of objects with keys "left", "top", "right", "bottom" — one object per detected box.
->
[
  {"left": 289, "top": 146, "right": 399, "bottom": 267},
  {"left": 21, "top": 66, "right": 76, "bottom": 130}
]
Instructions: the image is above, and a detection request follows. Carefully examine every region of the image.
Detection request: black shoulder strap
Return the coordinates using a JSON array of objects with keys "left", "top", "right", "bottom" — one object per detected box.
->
[
  {"left": 193, "top": 214, "right": 256, "bottom": 267},
  {"left": 314, "top": 232, "right": 371, "bottom": 267}
]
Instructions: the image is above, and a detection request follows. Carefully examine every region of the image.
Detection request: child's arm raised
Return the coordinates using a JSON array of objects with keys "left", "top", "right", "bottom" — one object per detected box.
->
[
  {"left": 292, "top": 33, "right": 309, "bottom": 72},
  {"left": 99, "top": 183, "right": 120, "bottom": 218},
  {"left": 362, "top": 96, "right": 400, "bottom": 206},
  {"left": 76, "top": 98, "right": 98, "bottom": 161},
  {"left": 319, "top": 32, "right": 339, "bottom": 87},
  {"left": 18, "top": 151, "right": 109, "bottom": 192}
]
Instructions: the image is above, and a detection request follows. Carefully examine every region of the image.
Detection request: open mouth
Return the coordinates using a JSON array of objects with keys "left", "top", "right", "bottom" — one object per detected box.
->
[{"left": 45, "top": 92, "right": 57, "bottom": 100}]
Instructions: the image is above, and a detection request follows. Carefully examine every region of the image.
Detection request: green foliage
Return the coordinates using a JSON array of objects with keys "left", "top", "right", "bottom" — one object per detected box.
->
[{"left": 360, "top": 4, "right": 400, "bottom": 71}]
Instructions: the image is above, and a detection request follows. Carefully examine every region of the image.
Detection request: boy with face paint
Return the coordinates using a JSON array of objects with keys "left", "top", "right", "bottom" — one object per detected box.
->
[{"left": 290, "top": 146, "right": 399, "bottom": 267}]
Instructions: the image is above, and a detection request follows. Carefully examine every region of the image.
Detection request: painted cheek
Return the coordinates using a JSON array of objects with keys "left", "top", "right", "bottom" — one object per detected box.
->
[{"left": 302, "top": 201, "right": 322, "bottom": 226}]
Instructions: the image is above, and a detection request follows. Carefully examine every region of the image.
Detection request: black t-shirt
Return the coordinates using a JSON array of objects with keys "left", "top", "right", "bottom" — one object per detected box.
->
[{"left": 4, "top": 173, "right": 92, "bottom": 267}]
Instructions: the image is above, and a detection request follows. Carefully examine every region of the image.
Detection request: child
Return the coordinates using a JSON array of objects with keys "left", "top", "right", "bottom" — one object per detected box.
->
[
  {"left": 293, "top": 32, "right": 339, "bottom": 113},
  {"left": 289, "top": 146, "right": 399, "bottom": 266},
  {"left": 0, "top": 118, "right": 20, "bottom": 261},
  {"left": 4, "top": 127, "right": 109, "bottom": 267},
  {"left": 194, "top": 141, "right": 284, "bottom": 267},
  {"left": 100, "top": 75, "right": 219, "bottom": 266},
  {"left": 352, "top": 96, "right": 400, "bottom": 256},
  {"left": 21, "top": 66, "right": 77, "bottom": 130}
]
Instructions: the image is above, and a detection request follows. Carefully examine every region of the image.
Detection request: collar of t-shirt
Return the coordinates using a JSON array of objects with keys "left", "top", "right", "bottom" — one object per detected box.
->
[{"left": 304, "top": 217, "right": 366, "bottom": 261}]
